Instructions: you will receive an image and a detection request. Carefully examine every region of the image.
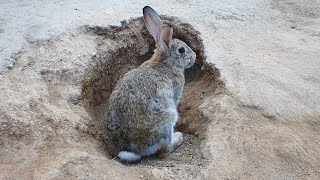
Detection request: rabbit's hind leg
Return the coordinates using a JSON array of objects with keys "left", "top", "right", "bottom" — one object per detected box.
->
[
  {"left": 140, "top": 137, "right": 170, "bottom": 157},
  {"left": 141, "top": 124, "right": 173, "bottom": 158},
  {"left": 172, "top": 131, "right": 183, "bottom": 150},
  {"left": 141, "top": 123, "right": 183, "bottom": 159},
  {"left": 157, "top": 127, "right": 183, "bottom": 158}
]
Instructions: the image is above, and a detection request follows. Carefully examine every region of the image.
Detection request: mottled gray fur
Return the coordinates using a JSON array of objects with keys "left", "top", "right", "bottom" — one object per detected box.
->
[{"left": 105, "top": 6, "right": 196, "bottom": 163}]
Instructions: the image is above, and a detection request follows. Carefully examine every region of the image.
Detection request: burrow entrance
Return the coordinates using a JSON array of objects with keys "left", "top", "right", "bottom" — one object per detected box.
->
[{"left": 81, "top": 16, "right": 223, "bottom": 164}]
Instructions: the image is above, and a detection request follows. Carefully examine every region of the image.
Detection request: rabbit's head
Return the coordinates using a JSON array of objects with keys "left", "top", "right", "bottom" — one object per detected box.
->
[{"left": 143, "top": 6, "right": 196, "bottom": 71}]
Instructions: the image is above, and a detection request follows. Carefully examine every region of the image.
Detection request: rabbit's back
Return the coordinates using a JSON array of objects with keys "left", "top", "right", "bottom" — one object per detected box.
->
[{"left": 107, "top": 63, "right": 182, "bottom": 153}]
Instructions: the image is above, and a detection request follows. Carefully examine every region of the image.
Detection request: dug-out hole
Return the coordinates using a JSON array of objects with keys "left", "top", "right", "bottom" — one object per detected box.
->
[{"left": 81, "top": 16, "right": 222, "bottom": 156}]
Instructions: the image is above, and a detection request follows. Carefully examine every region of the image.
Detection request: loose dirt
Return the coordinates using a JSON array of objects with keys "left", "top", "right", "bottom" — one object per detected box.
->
[
  {"left": 1, "top": 0, "right": 320, "bottom": 179},
  {"left": 80, "top": 17, "right": 220, "bottom": 179}
]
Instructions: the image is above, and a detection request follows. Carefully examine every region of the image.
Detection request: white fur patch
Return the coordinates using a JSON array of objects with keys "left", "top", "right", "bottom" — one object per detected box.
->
[{"left": 118, "top": 151, "right": 141, "bottom": 162}]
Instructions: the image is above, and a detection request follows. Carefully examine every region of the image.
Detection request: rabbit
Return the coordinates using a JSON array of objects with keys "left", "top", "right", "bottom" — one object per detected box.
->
[{"left": 105, "top": 6, "right": 196, "bottom": 163}]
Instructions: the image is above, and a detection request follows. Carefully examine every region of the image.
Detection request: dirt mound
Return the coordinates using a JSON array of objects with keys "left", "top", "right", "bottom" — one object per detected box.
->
[
  {"left": 80, "top": 16, "right": 222, "bottom": 178},
  {"left": 2, "top": 1, "right": 320, "bottom": 179},
  {"left": 0, "top": 16, "right": 222, "bottom": 179}
]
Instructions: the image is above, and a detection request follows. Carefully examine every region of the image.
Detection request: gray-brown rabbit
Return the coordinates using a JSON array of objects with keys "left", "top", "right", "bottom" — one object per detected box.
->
[{"left": 105, "top": 6, "right": 196, "bottom": 163}]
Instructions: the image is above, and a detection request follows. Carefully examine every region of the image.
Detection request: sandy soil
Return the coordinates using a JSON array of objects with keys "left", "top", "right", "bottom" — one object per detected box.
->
[{"left": 1, "top": 0, "right": 320, "bottom": 179}]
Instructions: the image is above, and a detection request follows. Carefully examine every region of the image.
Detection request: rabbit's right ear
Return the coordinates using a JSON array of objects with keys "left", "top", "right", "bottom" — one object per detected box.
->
[
  {"left": 159, "top": 24, "right": 173, "bottom": 52},
  {"left": 143, "top": 6, "right": 162, "bottom": 43}
]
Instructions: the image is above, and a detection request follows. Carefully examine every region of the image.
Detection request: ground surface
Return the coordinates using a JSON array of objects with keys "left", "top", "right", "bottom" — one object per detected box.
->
[{"left": 1, "top": 0, "right": 320, "bottom": 179}]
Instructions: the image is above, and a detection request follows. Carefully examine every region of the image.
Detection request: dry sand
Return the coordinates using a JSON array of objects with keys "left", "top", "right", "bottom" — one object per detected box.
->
[{"left": 0, "top": 0, "right": 319, "bottom": 179}]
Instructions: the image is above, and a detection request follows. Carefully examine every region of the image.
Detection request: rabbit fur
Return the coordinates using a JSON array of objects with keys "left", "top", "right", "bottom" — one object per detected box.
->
[{"left": 105, "top": 6, "right": 196, "bottom": 163}]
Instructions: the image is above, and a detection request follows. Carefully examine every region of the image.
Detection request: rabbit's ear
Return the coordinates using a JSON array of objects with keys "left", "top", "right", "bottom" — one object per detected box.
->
[
  {"left": 143, "top": 6, "right": 162, "bottom": 43},
  {"left": 159, "top": 24, "right": 173, "bottom": 52}
]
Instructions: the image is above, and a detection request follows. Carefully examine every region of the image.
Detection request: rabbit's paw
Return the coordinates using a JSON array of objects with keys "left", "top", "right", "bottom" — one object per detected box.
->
[{"left": 172, "top": 131, "right": 183, "bottom": 149}]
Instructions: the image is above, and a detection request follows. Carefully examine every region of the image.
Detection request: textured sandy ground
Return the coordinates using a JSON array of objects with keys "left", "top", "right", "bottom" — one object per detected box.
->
[{"left": 1, "top": 0, "right": 320, "bottom": 179}]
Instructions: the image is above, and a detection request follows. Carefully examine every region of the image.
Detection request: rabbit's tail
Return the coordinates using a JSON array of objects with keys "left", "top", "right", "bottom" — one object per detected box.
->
[{"left": 118, "top": 151, "right": 141, "bottom": 163}]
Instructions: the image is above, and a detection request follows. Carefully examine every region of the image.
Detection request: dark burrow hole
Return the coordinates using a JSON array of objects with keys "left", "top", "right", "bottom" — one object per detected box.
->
[{"left": 81, "top": 16, "right": 223, "bottom": 160}]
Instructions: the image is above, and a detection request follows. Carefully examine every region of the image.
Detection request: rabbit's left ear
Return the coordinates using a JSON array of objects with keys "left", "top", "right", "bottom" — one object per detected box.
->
[
  {"left": 159, "top": 24, "right": 173, "bottom": 52},
  {"left": 143, "top": 6, "right": 163, "bottom": 43}
]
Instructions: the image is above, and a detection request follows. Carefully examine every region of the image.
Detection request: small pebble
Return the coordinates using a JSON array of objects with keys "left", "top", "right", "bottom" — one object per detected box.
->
[{"left": 7, "top": 64, "right": 14, "bottom": 69}]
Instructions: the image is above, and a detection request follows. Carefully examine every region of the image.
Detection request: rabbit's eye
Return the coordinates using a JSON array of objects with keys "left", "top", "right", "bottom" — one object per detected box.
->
[{"left": 178, "top": 47, "right": 185, "bottom": 54}]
